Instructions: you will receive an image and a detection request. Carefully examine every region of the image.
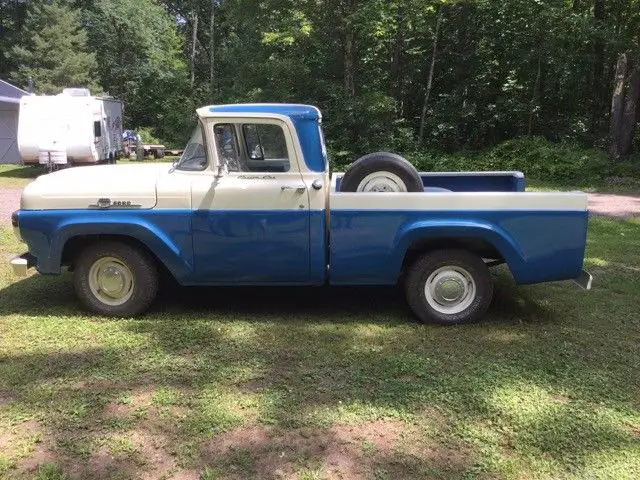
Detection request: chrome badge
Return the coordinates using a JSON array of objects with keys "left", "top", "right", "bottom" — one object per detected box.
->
[{"left": 89, "top": 198, "right": 141, "bottom": 209}]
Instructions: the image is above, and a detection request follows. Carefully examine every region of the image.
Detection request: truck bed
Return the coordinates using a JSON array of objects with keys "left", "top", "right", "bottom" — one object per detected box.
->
[
  {"left": 334, "top": 171, "right": 525, "bottom": 192},
  {"left": 328, "top": 172, "right": 589, "bottom": 287}
]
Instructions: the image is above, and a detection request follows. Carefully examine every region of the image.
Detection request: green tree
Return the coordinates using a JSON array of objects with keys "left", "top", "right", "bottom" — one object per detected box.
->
[
  {"left": 9, "top": 0, "right": 100, "bottom": 94},
  {"left": 86, "top": 0, "right": 192, "bottom": 145},
  {"left": 0, "top": 0, "right": 28, "bottom": 79}
]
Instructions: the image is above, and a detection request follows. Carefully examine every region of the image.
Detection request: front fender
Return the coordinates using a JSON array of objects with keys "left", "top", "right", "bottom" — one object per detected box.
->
[{"left": 18, "top": 210, "right": 194, "bottom": 282}]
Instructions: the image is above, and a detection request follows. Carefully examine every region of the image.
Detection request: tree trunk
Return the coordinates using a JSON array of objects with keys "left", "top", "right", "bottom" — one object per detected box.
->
[
  {"left": 591, "top": 0, "right": 605, "bottom": 134},
  {"left": 390, "top": 5, "right": 405, "bottom": 115},
  {"left": 418, "top": 5, "right": 443, "bottom": 146},
  {"left": 610, "top": 53, "right": 640, "bottom": 159},
  {"left": 528, "top": 56, "right": 543, "bottom": 136},
  {"left": 343, "top": 24, "right": 355, "bottom": 98},
  {"left": 209, "top": 0, "right": 215, "bottom": 96},
  {"left": 190, "top": 9, "right": 198, "bottom": 88}
]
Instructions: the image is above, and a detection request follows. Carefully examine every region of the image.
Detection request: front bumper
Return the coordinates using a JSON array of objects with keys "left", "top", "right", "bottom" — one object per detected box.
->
[
  {"left": 572, "top": 269, "right": 593, "bottom": 290},
  {"left": 10, "top": 253, "right": 34, "bottom": 277}
]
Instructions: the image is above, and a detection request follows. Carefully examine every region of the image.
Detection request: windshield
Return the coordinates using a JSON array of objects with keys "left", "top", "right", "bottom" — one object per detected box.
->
[{"left": 174, "top": 126, "right": 207, "bottom": 171}]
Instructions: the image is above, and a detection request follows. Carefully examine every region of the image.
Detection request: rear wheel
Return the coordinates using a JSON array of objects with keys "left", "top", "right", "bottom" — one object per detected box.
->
[
  {"left": 404, "top": 249, "right": 493, "bottom": 325},
  {"left": 73, "top": 241, "right": 159, "bottom": 317}
]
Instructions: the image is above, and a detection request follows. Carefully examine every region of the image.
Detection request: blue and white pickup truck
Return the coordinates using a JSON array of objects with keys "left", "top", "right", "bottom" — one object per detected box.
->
[{"left": 10, "top": 104, "right": 592, "bottom": 324}]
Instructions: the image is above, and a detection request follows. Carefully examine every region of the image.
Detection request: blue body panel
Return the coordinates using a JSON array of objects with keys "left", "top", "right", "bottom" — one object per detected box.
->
[
  {"left": 419, "top": 173, "right": 526, "bottom": 192},
  {"left": 328, "top": 210, "right": 588, "bottom": 285},
  {"left": 208, "top": 104, "right": 327, "bottom": 173},
  {"left": 18, "top": 209, "right": 329, "bottom": 286},
  {"left": 17, "top": 207, "right": 587, "bottom": 288},
  {"left": 17, "top": 210, "right": 195, "bottom": 280},
  {"left": 191, "top": 209, "right": 312, "bottom": 284}
]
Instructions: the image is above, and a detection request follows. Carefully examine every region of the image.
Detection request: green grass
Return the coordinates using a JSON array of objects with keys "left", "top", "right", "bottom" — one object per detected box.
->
[
  {"left": 0, "top": 165, "right": 42, "bottom": 188},
  {"left": 1, "top": 217, "right": 639, "bottom": 479},
  {"left": 526, "top": 178, "right": 640, "bottom": 195},
  {"left": 1, "top": 166, "right": 640, "bottom": 478}
]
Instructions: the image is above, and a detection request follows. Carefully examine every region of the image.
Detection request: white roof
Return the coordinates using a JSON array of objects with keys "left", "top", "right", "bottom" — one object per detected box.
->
[{"left": 0, "top": 79, "right": 28, "bottom": 105}]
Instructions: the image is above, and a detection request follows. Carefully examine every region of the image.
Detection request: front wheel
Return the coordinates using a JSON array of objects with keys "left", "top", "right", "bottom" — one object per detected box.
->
[
  {"left": 405, "top": 249, "right": 494, "bottom": 325},
  {"left": 73, "top": 241, "right": 159, "bottom": 317}
]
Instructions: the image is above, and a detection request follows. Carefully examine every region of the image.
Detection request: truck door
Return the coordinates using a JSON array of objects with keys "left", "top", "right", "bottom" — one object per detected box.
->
[{"left": 190, "top": 119, "right": 311, "bottom": 283}]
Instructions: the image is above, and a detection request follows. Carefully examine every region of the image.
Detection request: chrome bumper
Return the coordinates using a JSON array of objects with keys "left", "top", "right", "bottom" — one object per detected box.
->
[
  {"left": 10, "top": 253, "right": 32, "bottom": 277},
  {"left": 572, "top": 270, "right": 593, "bottom": 291}
]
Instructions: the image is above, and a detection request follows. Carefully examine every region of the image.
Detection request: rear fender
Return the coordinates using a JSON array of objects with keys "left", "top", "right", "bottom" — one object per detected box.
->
[{"left": 394, "top": 220, "right": 525, "bottom": 277}]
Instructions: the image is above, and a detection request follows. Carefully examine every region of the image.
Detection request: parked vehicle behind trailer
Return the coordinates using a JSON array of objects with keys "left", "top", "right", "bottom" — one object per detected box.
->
[{"left": 17, "top": 88, "right": 123, "bottom": 169}]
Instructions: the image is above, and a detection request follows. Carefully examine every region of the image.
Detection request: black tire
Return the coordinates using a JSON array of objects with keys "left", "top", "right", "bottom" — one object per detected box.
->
[
  {"left": 73, "top": 241, "right": 159, "bottom": 317},
  {"left": 339, "top": 152, "right": 423, "bottom": 193},
  {"left": 405, "top": 249, "right": 494, "bottom": 325}
]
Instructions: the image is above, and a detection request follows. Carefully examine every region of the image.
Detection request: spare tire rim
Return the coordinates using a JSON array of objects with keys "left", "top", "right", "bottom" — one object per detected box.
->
[
  {"left": 424, "top": 266, "right": 476, "bottom": 315},
  {"left": 88, "top": 256, "right": 134, "bottom": 306},
  {"left": 356, "top": 171, "right": 408, "bottom": 192}
]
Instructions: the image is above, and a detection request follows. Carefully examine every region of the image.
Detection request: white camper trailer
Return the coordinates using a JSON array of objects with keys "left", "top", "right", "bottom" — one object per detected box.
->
[{"left": 17, "top": 88, "right": 124, "bottom": 167}]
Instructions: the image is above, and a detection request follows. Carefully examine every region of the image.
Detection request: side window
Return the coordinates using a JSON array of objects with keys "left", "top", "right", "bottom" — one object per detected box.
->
[
  {"left": 242, "top": 124, "right": 291, "bottom": 173},
  {"left": 213, "top": 124, "right": 242, "bottom": 172},
  {"left": 175, "top": 125, "right": 208, "bottom": 171}
]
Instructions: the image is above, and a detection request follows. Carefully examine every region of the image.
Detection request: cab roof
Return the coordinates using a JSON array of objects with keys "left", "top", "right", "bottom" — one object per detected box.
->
[{"left": 198, "top": 103, "right": 322, "bottom": 121}]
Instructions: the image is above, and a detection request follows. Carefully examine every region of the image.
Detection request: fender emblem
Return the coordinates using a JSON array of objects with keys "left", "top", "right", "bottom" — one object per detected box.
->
[{"left": 89, "top": 198, "right": 141, "bottom": 209}]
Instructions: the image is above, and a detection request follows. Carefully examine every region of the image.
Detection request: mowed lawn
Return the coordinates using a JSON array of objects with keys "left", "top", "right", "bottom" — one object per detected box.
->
[{"left": 0, "top": 184, "right": 638, "bottom": 479}]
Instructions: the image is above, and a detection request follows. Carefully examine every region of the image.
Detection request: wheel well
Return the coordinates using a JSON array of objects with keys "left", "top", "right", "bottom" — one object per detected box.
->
[
  {"left": 61, "top": 234, "right": 173, "bottom": 279},
  {"left": 401, "top": 237, "right": 504, "bottom": 272}
]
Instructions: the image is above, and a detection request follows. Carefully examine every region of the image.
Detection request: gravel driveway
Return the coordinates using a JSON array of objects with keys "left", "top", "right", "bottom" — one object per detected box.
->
[
  {"left": 587, "top": 193, "right": 640, "bottom": 218},
  {"left": 0, "top": 187, "right": 638, "bottom": 226},
  {"left": 0, "top": 188, "right": 21, "bottom": 225}
]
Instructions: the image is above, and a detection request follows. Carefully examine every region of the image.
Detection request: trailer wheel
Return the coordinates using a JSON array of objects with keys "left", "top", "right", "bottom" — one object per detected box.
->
[
  {"left": 73, "top": 241, "right": 159, "bottom": 317},
  {"left": 339, "top": 152, "right": 423, "bottom": 193},
  {"left": 404, "top": 249, "right": 494, "bottom": 325}
]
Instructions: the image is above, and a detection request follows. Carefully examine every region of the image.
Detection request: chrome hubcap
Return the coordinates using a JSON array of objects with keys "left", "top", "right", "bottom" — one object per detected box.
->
[
  {"left": 88, "top": 257, "right": 134, "bottom": 306},
  {"left": 356, "top": 171, "right": 408, "bottom": 193},
  {"left": 424, "top": 266, "right": 476, "bottom": 315}
]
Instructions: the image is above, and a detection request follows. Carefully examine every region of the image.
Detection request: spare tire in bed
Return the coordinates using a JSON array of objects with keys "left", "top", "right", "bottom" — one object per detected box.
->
[{"left": 340, "top": 152, "right": 423, "bottom": 193}]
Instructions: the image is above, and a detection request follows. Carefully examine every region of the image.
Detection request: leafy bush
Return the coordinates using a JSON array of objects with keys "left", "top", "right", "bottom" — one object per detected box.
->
[
  {"left": 329, "top": 137, "right": 637, "bottom": 186},
  {"left": 404, "top": 137, "right": 616, "bottom": 184},
  {"left": 136, "top": 127, "right": 165, "bottom": 146}
]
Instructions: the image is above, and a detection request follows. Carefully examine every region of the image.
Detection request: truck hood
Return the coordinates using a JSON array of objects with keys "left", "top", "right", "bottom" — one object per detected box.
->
[{"left": 21, "top": 163, "right": 171, "bottom": 210}]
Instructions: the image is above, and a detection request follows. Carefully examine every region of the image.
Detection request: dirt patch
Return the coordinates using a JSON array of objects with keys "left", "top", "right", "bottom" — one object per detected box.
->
[
  {"left": 589, "top": 193, "right": 640, "bottom": 218},
  {"left": 0, "top": 391, "right": 13, "bottom": 406},
  {"left": 18, "top": 442, "right": 58, "bottom": 476},
  {"left": 65, "top": 444, "right": 137, "bottom": 480},
  {"left": 7, "top": 420, "right": 58, "bottom": 476},
  {"left": 200, "top": 419, "right": 471, "bottom": 479},
  {"left": 0, "top": 188, "right": 22, "bottom": 224},
  {"left": 105, "top": 401, "right": 134, "bottom": 420}
]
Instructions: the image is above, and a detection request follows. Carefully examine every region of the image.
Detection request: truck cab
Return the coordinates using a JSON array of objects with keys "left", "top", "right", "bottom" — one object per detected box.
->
[{"left": 11, "top": 103, "right": 592, "bottom": 325}]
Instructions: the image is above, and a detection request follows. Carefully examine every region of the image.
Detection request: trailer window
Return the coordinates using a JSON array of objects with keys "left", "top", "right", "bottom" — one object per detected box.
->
[{"left": 93, "top": 121, "right": 102, "bottom": 137}]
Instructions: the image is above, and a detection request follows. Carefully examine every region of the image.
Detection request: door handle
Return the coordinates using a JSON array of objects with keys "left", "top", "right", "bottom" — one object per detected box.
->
[{"left": 281, "top": 185, "right": 307, "bottom": 194}]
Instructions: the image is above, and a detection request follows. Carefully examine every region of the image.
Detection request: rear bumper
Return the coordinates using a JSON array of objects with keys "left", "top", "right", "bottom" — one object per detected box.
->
[
  {"left": 573, "top": 269, "right": 593, "bottom": 290},
  {"left": 10, "top": 253, "right": 34, "bottom": 277}
]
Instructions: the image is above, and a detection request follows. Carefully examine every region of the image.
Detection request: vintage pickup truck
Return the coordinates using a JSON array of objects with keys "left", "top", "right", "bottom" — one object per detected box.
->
[{"left": 10, "top": 104, "right": 592, "bottom": 324}]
